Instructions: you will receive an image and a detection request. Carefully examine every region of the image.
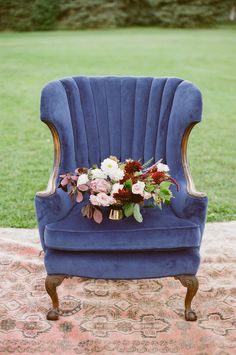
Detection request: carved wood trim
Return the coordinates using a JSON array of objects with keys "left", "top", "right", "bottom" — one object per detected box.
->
[
  {"left": 36, "top": 121, "right": 61, "bottom": 197},
  {"left": 181, "top": 122, "right": 207, "bottom": 198}
]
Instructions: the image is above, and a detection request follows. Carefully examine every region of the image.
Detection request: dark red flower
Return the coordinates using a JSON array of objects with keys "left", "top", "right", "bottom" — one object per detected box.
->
[
  {"left": 130, "top": 193, "right": 144, "bottom": 203},
  {"left": 113, "top": 189, "right": 132, "bottom": 203},
  {"left": 125, "top": 160, "right": 143, "bottom": 174},
  {"left": 152, "top": 171, "right": 166, "bottom": 184},
  {"left": 113, "top": 189, "right": 143, "bottom": 204},
  {"left": 75, "top": 167, "right": 88, "bottom": 175}
]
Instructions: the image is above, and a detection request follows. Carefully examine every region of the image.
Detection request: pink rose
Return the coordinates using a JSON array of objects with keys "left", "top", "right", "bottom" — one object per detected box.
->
[
  {"left": 132, "top": 181, "right": 145, "bottom": 196},
  {"left": 90, "top": 193, "right": 115, "bottom": 207},
  {"left": 96, "top": 193, "right": 115, "bottom": 207},
  {"left": 90, "top": 179, "right": 112, "bottom": 194}
]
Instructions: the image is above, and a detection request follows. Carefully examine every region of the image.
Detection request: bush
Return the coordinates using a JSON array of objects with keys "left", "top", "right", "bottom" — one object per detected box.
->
[
  {"left": 31, "top": 0, "right": 60, "bottom": 30},
  {"left": 0, "top": 0, "right": 235, "bottom": 31},
  {"left": 0, "top": 0, "right": 34, "bottom": 31}
]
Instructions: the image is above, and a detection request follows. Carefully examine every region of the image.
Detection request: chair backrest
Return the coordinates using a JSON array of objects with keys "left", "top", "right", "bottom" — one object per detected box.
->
[{"left": 40, "top": 76, "right": 202, "bottom": 178}]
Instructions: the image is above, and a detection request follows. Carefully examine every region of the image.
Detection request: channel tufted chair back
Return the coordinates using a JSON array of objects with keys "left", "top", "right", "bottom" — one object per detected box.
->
[
  {"left": 36, "top": 76, "right": 207, "bottom": 322},
  {"left": 41, "top": 76, "right": 198, "bottom": 169}
]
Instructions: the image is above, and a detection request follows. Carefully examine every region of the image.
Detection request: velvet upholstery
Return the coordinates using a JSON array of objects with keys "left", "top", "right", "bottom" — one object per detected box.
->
[
  {"left": 44, "top": 248, "right": 200, "bottom": 279},
  {"left": 44, "top": 204, "right": 201, "bottom": 251},
  {"left": 35, "top": 76, "right": 207, "bottom": 279}
]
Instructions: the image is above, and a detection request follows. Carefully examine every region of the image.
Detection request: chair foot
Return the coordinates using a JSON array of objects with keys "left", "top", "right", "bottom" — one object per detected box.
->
[
  {"left": 47, "top": 308, "right": 60, "bottom": 321},
  {"left": 45, "top": 274, "right": 65, "bottom": 321},
  {"left": 175, "top": 275, "right": 199, "bottom": 321}
]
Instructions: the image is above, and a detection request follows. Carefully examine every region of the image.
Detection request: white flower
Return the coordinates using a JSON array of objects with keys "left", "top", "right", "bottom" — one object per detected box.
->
[
  {"left": 144, "top": 191, "right": 152, "bottom": 200},
  {"left": 91, "top": 168, "right": 107, "bottom": 179},
  {"left": 77, "top": 173, "right": 89, "bottom": 186},
  {"left": 111, "top": 183, "right": 124, "bottom": 196},
  {"left": 132, "top": 181, "right": 145, "bottom": 196},
  {"left": 101, "top": 158, "right": 118, "bottom": 174},
  {"left": 90, "top": 192, "right": 115, "bottom": 207},
  {"left": 108, "top": 168, "right": 124, "bottom": 181},
  {"left": 157, "top": 162, "right": 169, "bottom": 172}
]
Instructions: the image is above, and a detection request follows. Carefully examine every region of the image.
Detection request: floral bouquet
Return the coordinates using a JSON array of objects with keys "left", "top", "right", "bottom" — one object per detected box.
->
[{"left": 59, "top": 156, "right": 179, "bottom": 224}]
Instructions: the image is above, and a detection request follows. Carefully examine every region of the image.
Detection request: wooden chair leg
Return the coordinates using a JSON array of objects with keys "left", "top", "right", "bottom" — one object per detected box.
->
[
  {"left": 175, "top": 275, "right": 199, "bottom": 321},
  {"left": 45, "top": 275, "right": 65, "bottom": 320}
]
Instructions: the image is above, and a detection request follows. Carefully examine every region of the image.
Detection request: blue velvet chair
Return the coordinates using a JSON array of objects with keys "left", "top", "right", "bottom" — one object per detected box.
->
[{"left": 35, "top": 76, "right": 207, "bottom": 321}]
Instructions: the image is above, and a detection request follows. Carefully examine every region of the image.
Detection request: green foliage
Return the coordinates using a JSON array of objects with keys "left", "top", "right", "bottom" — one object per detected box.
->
[
  {"left": 160, "top": 181, "right": 171, "bottom": 189},
  {"left": 58, "top": 0, "right": 124, "bottom": 29},
  {"left": 0, "top": 0, "right": 235, "bottom": 31},
  {"left": 123, "top": 202, "right": 143, "bottom": 222},
  {"left": 123, "top": 179, "right": 132, "bottom": 191},
  {"left": 58, "top": 0, "right": 236, "bottom": 29},
  {"left": 133, "top": 204, "right": 143, "bottom": 223},
  {"left": 31, "top": 0, "right": 60, "bottom": 30},
  {"left": 123, "top": 203, "right": 134, "bottom": 217},
  {"left": 0, "top": 0, "right": 34, "bottom": 31},
  {"left": 0, "top": 0, "right": 59, "bottom": 31},
  {"left": 145, "top": 183, "right": 156, "bottom": 193},
  {"left": 147, "top": 0, "right": 236, "bottom": 28}
]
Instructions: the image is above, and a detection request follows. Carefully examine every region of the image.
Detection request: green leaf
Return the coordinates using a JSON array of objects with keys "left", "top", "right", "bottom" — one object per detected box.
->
[
  {"left": 123, "top": 203, "right": 134, "bottom": 217},
  {"left": 133, "top": 203, "right": 143, "bottom": 223},
  {"left": 159, "top": 188, "right": 172, "bottom": 201},
  {"left": 145, "top": 184, "right": 155, "bottom": 193},
  {"left": 124, "top": 179, "right": 132, "bottom": 190},
  {"left": 160, "top": 181, "right": 171, "bottom": 189}
]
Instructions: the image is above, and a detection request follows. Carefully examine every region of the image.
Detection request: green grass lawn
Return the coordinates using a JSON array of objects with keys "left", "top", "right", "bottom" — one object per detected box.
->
[{"left": 0, "top": 27, "right": 236, "bottom": 228}]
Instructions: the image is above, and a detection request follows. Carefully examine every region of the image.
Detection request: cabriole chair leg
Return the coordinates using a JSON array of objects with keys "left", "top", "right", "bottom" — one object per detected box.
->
[
  {"left": 45, "top": 274, "right": 65, "bottom": 320},
  {"left": 175, "top": 275, "right": 199, "bottom": 321}
]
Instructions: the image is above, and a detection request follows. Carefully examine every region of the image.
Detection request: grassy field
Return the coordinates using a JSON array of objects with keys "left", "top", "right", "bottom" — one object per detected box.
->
[{"left": 0, "top": 27, "right": 236, "bottom": 228}]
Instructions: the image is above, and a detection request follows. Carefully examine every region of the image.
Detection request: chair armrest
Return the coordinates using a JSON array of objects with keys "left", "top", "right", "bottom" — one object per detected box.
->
[
  {"left": 35, "top": 120, "right": 75, "bottom": 250},
  {"left": 170, "top": 122, "right": 208, "bottom": 232},
  {"left": 171, "top": 123, "right": 208, "bottom": 229},
  {"left": 35, "top": 119, "right": 74, "bottom": 224},
  {"left": 36, "top": 121, "right": 60, "bottom": 198},
  {"left": 166, "top": 81, "right": 208, "bottom": 232}
]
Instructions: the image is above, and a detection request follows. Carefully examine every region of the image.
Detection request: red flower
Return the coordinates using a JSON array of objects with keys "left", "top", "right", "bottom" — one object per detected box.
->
[
  {"left": 152, "top": 171, "right": 166, "bottom": 184},
  {"left": 113, "top": 189, "right": 132, "bottom": 203},
  {"left": 113, "top": 189, "right": 143, "bottom": 204},
  {"left": 75, "top": 167, "right": 88, "bottom": 175},
  {"left": 125, "top": 160, "right": 143, "bottom": 174}
]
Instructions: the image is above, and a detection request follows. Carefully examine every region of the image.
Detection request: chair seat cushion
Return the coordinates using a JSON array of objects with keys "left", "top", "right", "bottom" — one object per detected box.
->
[{"left": 44, "top": 204, "right": 201, "bottom": 251}]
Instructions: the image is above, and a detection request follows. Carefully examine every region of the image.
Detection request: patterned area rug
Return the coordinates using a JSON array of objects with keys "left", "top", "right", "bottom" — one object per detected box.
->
[{"left": 0, "top": 222, "right": 235, "bottom": 355}]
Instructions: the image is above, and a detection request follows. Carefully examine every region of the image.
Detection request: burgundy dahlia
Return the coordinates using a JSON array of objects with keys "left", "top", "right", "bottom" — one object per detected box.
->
[
  {"left": 113, "top": 189, "right": 143, "bottom": 204},
  {"left": 124, "top": 160, "right": 143, "bottom": 174},
  {"left": 151, "top": 171, "right": 166, "bottom": 184}
]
